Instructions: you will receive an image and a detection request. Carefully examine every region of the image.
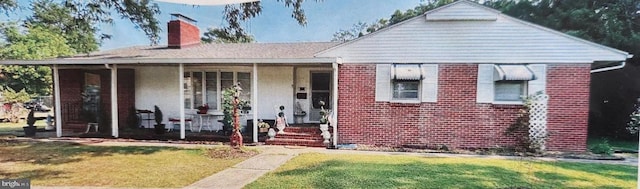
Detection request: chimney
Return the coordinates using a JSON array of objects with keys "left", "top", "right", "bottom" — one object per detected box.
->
[{"left": 167, "top": 13, "right": 200, "bottom": 49}]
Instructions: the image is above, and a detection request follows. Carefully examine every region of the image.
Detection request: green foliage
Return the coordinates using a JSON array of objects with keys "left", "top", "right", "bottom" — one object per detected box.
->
[
  {"left": 0, "top": 24, "right": 75, "bottom": 60},
  {"left": 589, "top": 138, "right": 614, "bottom": 156},
  {"left": 628, "top": 104, "right": 640, "bottom": 135},
  {"left": 222, "top": 85, "right": 247, "bottom": 133},
  {"left": 201, "top": 27, "right": 255, "bottom": 44},
  {"left": 26, "top": 109, "right": 35, "bottom": 127},
  {"left": 331, "top": 22, "right": 367, "bottom": 42},
  {"left": 504, "top": 93, "right": 548, "bottom": 154},
  {"left": 1, "top": 88, "right": 30, "bottom": 103},
  {"left": 0, "top": 65, "right": 53, "bottom": 96}
]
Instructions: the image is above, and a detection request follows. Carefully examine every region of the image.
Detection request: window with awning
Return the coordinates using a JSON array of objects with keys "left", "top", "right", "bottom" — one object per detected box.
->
[
  {"left": 477, "top": 64, "right": 546, "bottom": 104},
  {"left": 375, "top": 64, "right": 439, "bottom": 103}
]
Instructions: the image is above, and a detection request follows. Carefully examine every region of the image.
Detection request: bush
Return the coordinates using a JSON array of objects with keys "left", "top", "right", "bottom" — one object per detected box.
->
[{"left": 589, "top": 139, "right": 614, "bottom": 156}]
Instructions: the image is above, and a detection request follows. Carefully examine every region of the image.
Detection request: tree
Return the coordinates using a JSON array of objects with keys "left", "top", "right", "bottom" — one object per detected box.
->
[
  {"left": 201, "top": 27, "right": 255, "bottom": 44},
  {"left": 331, "top": 22, "right": 368, "bottom": 42},
  {"left": 0, "top": 24, "right": 73, "bottom": 96}
]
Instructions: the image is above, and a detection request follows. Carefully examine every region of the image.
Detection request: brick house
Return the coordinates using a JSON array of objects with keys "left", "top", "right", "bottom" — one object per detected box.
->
[{"left": 2, "top": 1, "right": 630, "bottom": 152}]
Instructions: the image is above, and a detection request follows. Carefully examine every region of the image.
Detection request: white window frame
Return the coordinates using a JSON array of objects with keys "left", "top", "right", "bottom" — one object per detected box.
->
[
  {"left": 493, "top": 80, "right": 527, "bottom": 105},
  {"left": 391, "top": 80, "right": 421, "bottom": 103},
  {"left": 184, "top": 69, "right": 252, "bottom": 112}
]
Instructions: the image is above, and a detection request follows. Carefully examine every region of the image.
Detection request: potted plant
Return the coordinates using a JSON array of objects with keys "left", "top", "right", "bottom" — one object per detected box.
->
[
  {"left": 23, "top": 109, "right": 37, "bottom": 137},
  {"left": 196, "top": 103, "right": 209, "bottom": 114},
  {"left": 258, "top": 120, "right": 270, "bottom": 133},
  {"left": 154, "top": 105, "right": 165, "bottom": 134},
  {"left": 318, "top": 101, "right": 331, "bottom": 144},
  {"left": 293, "top": 102, "right": 306, "bottom": 124}
]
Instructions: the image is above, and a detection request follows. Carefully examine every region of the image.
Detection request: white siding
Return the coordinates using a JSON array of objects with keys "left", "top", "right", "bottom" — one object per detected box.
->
[
  {"left": 426, "top": 1, "right": 497, "bottom": 21},
  {"left": 316, "top": 1, "right": 629, "bottom": 64},
  {"left": 258, "top": 66, "right": 294, "bottom": 123},
  {"left": 135, "top": 66, "right": 180, "bottom": 128}
]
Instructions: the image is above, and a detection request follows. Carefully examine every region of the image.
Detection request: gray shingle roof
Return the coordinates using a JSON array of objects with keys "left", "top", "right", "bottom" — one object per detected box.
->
[{"left": 71, "top": 42, "right": 340, "bottom": 60}]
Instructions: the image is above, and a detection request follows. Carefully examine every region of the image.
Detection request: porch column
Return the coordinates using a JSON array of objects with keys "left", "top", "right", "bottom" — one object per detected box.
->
[
  {"left": 252, "top": 63, "right": 258, "bottom": 143},
  {"left": 332, "top": 62, "right": 339, "bottom": 146},
  {"left": 111, "top": 64, "right": 119, "bottom": 138},
  {"left": 179, "top": 63, "right": 186, "bottom": 139},
  {"left": 53, "top": 65, "right": 62, "bottom": 137}
]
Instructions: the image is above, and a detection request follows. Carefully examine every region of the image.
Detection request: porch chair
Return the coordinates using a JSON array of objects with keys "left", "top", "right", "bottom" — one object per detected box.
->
[{"left": 168, "top": 116, "right": 193, "bottom": 132}]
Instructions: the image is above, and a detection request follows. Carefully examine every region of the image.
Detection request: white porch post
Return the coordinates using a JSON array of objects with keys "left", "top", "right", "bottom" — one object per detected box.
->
[
  {"left": 110, "top": 64, "right": 119, "bottom": 138},
  {"left": 252, "top": 63, "right": 258, "bottom": 143},
  {"left": 179, "top": 63, "right": 186, "bottom": 139},
  {"left": 53, "top": 65, "right": 62, "bottom": 137},
  {"left": 332, "top": 62, "right": 339, "bottom": 146}
]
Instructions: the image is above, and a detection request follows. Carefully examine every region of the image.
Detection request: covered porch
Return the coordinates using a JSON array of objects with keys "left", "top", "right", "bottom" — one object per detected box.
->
[{"left": 50, "top": 59, "right": 340, "bottom": 146}]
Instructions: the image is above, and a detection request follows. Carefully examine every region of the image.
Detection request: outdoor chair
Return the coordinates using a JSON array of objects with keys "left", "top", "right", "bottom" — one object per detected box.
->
[{"left": 168, "top": 116, "right": 193, "bottom": 132}]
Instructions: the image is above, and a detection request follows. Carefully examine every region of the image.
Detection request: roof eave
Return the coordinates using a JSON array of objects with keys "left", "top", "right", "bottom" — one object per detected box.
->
[{"left": 0, "top": 57, "right": 340, "bottom": 65}]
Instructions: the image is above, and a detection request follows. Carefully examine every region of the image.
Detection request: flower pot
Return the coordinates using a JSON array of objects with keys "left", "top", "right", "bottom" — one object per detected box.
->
[
  {"left": 259, "top": 127, "right": 269, "bottom": 133},
  {"left": 154, "top": 124, "right": 165, "bottom": 134},
  {"left": 267, "top": 128, "right": 276, "bottom": 140},
  {"left": 23, "top": 126, "right": 36, "bottom": 137}
]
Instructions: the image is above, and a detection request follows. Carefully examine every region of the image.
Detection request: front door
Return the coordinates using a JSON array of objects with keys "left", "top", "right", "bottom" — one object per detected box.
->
[{"left": 309, "top": 72, "right": 331, "bottom": 121}]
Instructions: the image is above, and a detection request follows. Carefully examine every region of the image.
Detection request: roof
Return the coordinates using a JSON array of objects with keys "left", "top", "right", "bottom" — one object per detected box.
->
[
  {"left": 316, "top": 0, "right": 632, "bottom": 64},
  {"left": 1, "top": 42, "right": 340, "bottom": 65}
]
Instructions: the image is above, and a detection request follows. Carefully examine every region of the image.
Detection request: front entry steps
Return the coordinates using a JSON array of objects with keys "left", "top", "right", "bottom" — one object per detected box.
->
[{"left": 265, "top": 126, "right": 332, "bottom": 147}]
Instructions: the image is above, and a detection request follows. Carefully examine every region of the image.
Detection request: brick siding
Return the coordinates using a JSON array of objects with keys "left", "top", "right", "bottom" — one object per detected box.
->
[
  {"left": 337, "top": 64, "right": 590, "bottom": 152},
  {"left": 59, "top": 69, "right": 135, "bottom": 130}
]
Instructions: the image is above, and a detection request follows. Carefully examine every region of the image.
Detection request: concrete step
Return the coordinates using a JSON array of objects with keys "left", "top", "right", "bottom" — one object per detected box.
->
[{"left": 265, "top": 138, "right": 328, "bottom": 147}]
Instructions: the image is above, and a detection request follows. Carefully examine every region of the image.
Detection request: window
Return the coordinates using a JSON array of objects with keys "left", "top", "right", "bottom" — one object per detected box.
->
[
  {"left": 184, "top": 71, "right": 251, "bottom": 111},
  {"left": 494, "top": 80, "right": 526, "bottom": 102},
  {"left": 392, "top": 81, "right": 420, "bottom": 100}
]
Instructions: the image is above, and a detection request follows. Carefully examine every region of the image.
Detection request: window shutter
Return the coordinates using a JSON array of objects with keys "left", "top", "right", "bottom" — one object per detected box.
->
[
  {"left": 421, "top": 64, "right": 438, "bottom": 102},
  {"left": 476, "top": 64, "right": 495, "bottom": 103},
  {"left": 375, "top": 64, "right": 392, "bottom": 102},
  {"left": 527, "top": 64, "right": 547, "bottom": 95}
]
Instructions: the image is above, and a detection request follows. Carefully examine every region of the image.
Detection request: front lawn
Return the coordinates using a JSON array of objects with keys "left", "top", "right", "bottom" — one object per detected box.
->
[
  {"left": 588, "top": 137, "right": 638, "bottom": 152},
  {"left": 0, "top": 120, "right": 47, "bottom": 134},
  {"left": 0, "top": 139, "right": 254, "bottom": 188},
  {"left": 246, "top": 153, "right": 637, "bottom": 189}
]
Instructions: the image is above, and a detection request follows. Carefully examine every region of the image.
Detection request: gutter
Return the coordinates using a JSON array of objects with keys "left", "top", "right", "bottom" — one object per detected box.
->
[{"left": 590, "top": 61, "right": 625, "bottom": 73}]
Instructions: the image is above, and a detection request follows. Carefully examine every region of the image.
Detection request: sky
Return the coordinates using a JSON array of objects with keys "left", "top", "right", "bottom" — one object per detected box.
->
[
  {"left": 99, "top": 0, "right": 422, "bottom": 50},
  {"left": 0, "top": 0, "right": 422, "bottom": 50}
]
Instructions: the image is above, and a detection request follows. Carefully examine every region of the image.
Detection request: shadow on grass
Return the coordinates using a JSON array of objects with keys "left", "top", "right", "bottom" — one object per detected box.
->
[
  {"left": 0, "top": 139, "right": 182, "bottom": 165},
  {"left": 273, "top": 160, "right": 535, "bottom": 189},
  {"left": 0, "top": 168, "right": 68, "bottom": 180},
  {"left": 539, "top": 161, "right": 637, "bottom": 181}
]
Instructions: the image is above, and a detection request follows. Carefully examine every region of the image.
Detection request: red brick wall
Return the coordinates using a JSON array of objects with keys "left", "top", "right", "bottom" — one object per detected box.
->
[
  {"left": 546, "top": 64, "right": 591, "bottom": 151},
  {"left": 337, "top": 64, "right": 590, "bottom": 152},
  {"left": 58, "top": 69, "right": 135, "bottom": 130},
  {"left": 167, "top": 20, "right": 200, "bottom": 48}
]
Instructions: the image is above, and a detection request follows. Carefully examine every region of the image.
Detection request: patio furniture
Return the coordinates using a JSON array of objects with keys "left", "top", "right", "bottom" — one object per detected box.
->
[
  {"left": 137, "top": 109, "right": 154, "bottom": 128},
  {"left": 192, "top": 113, "right": 222, "bottom": 132},
  {"left": 86, "top": 122, "right": 98, "bottom": 133},
  {"left": 168, "top": 117, "right": 193, "bottom": 132}
]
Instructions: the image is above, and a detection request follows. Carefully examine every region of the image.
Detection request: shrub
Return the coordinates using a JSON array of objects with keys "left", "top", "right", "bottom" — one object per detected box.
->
[{"left": 589, "top": 139, "right": 613, "bottom": 156}]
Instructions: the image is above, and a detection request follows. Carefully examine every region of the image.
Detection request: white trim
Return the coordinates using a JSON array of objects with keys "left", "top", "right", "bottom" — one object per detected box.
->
[
  {"left": 332, "top": 62, "right": 339, "bottom": 147},
  {"left": 492, "top": 101, "right": 525, "bottom": 105},
  {"left": 179, "top": 64, "right": 186, "bottom": 139},
  {"left": 0, "top": 58, "right": 339, "bottom": 65},
  {"left": 53, "top": 65, "right": 62, "bottom": 137},
  {"left": 110, "top": 64, "right": 119, "bottom": 138},
  {"left": 252, "top": 63, "right": 258, "bottom": 143}
]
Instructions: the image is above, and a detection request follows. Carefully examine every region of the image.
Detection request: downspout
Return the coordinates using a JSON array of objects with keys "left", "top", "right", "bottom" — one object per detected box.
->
[{"left": 590, "top": 62, "right": 625, "bottom": 73}]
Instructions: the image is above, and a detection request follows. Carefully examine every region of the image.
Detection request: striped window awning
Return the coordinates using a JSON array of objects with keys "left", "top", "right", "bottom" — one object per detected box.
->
[
  {"left": 493, "top": 65, "right": 536, "bottom": 81},
  {"left": 391, "top": 64, "right": 423, "bottom": 80}
]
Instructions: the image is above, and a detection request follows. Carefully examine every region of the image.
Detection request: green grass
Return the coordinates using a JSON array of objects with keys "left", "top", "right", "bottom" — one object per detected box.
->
[
  {"left": 588, "top": 137, "right": 638, "bottom": 152},
  {"left": 0, "top": 121, "right": 47, "bottom": 133},
  {"left": 0, "top": 139, "right": 254, "bottom": 188},
  {"left": 246, "top": 153, "right": 637, "bottom": 189}
]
